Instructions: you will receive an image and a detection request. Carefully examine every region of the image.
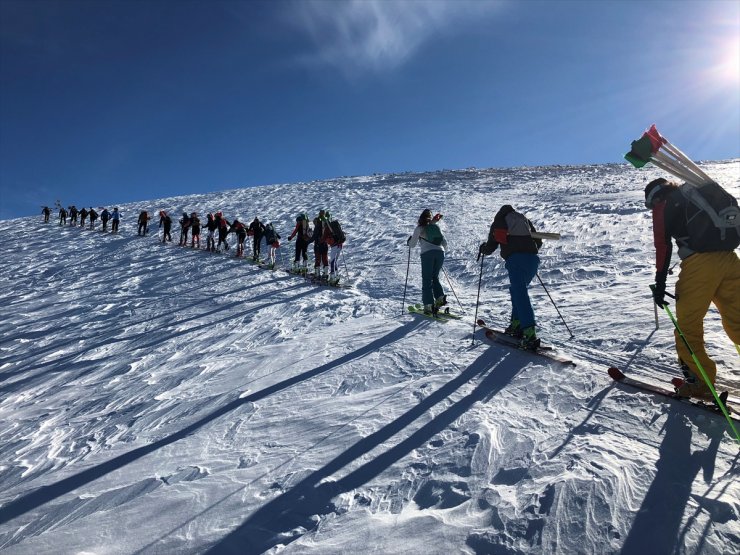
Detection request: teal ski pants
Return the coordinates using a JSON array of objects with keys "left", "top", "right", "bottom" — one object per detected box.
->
[{"left": 421, "top": 250, "right": 445, "bottom": 306}]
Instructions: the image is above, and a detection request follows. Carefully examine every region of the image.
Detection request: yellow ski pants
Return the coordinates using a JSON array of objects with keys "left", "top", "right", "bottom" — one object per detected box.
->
[{"left": 675, "top": 251, "right": 740, "bottom": 383}]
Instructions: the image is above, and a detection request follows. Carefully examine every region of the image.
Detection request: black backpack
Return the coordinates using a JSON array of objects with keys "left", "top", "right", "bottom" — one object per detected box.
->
[
  {"left": 678, "top": 182, "right": 740, "bottom": 252},
  {"left": 264, "top": 223, "right": 276, "bottom": 243},
  {"left": 329, "top": 220, "right": 346, "bottom": 243}
]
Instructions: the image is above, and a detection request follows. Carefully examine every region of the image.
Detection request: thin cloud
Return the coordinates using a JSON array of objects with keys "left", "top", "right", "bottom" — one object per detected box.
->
[{"left": 284, "top": 0, "right": 501, "bottom": 76}]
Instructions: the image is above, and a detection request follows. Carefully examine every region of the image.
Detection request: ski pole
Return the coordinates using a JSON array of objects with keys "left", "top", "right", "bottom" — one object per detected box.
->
[
  {"left": 442, "top": 266, "right": 465, "bottom": 314},
  {"left": 655, "top": 296, "right": 739, "bottom": 443},
  {"left": 472, "top": 254, "right": 484, "bottom": 344},
  {"left": 402, "top": 245, "right": 411, "bottom": 315},
  {"left": 654, "top": 303, "right": 659, "bottom": 330},
  {"left": 536, "top": 273, "right": 574, "bottom": 339}
]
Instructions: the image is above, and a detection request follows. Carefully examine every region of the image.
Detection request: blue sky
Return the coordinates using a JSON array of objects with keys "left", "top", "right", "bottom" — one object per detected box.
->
[{"left": 1, "top": 0, "right": 738, "bottom": 219}]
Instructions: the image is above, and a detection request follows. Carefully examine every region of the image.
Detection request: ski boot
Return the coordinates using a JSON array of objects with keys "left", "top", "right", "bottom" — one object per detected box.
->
[
  {"left": 505, "top": 318, "right": 523, "bottom": 338},
  {"left": 519, "top": 327, "right": 540, "bottom": 351}
]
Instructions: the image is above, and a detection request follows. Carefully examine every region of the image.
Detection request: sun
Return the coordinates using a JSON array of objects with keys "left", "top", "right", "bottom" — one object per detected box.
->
[{"left": 714, "top": 35, "right": 740, "bottom": 87}]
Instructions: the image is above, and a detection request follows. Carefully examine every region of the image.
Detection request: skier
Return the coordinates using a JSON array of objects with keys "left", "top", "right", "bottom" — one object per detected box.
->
[
  {"left": 263, "top": 222, "right": 281, "bottom": 268},
  {"left": 478, "top": 205, "right": 542, "bottom": 350},
  {"left": 69, "top": 205, "right": 78, "bottom": 225},
  {"left": 644, "top": 178, "right": 740, "bottom": 399},
  {"left": 312, "top": 210, "right": 330, "bottom": 278},
  {"left": 138, "top": 211, "right": 150, "bottom": 236},
  {"left": 88, "top": 207, "right": 98, "bottom": 230},
  {"left": 205, "top": 213, "right": 217, "bottom": 251},
  {"left": 159, "top": 210, "right": 172, "bottom": 242},
  {"left": 79, "top": 207, "right": 88, "bottom": 227},
  {"left": 288, "top": 213, "right": 312, "bottom": 273},
  {"left": 190, "top": 212, "right": 201, "bottom": 248},
  {"left": 111, "top": 207, "right": 120, "bottom": 233},
  {"left": 407, "top": 209, "right": 447, "bottom": 315},
  {"left": 323, "top": 212, "right": 346, "bottom": 284},
  {"left": 58, "top": 206, "right": 67, "bottom": 226},
  {"left": 229, "top": 218, "right": 248, "bottom": 257},
  {"left": 249, "top": 217, "right": 265, "bottom": 261},
  {"left": 101, "top": 208, "right": 110, "bottom": 231},
  {"left": 216, "top": 212, "right": 231, "bottom": 252},
  {"left": 42, "top": 206, "right": 51, "bottom": 223},
  {"left": 179, "top": 212, "right": 191, "bottom": 246}
]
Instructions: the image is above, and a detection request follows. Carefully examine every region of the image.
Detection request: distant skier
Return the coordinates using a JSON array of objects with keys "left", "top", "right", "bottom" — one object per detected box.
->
[
  {"left": 263, "top": 222, "right": 281, "bottom": 268},
  {"left": 288, "top": 213, "right": 312, "bottom": 273},
  {"left": 79, "top": 207, "right": 88, "bottom": 227},
  {"left": 408, "top": 209, "right": 447, "bottom": 316},
  {"left": 229, "top": 218, "right": 248, "bottom": 257},
  {"left": 88, "top": 207, "right": 98, "bottom": 230},
  {"left": 101, "top": 208, "right": 110, "bottom": 231},
  {"left": 179, "top": 212, "right": 191, "bottom": 246},
  {"left": 190, "top": 212, "right": 201, "bottom": 248},
  {"left": 644, "top": 178, "right": 740, "bottom": 399},
  {"left": 216, "top": 212, "right": 231, "bottom": 252},
  {"left": 138, "top": 211, "right": 150, "bottom": 236},
  {"left": 159, "top": 210, "right": 172, "bottom": 242},
  {"left": 69, "top": 205, "right": 78, "bottom": 225},
  {"left": 249, "top": 217, "right": 265, "bottom": 261},
  {"left": 58, "top": 206, "right": 67, "bottom": 226},
  {"left": 325, "top": 213, "right": 346, "bottom": 284},
  {"left": 111, "top": 207, "right": 120, "bottom": 233},
  {"left": 312, "top": 210, "right": 329, "bottom": 278},
  {"left": 478, "top": 205, "right": 542, "bottom": 350},
  {"left": 42, "top": 206, "right": 51, "bottom": 223},
  {"left": 204, "top": 213, "right": 217, "bottom": 251}
]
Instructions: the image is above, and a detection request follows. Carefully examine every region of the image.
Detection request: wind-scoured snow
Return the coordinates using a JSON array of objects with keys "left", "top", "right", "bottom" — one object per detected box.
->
[{"left": 0, "top": 161, "right": 738, "bottom": 554}]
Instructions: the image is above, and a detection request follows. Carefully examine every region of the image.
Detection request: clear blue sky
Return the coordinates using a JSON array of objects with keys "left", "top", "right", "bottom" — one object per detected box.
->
[{"left": 1, "top": 0, "right": 738, "bottom": 219}]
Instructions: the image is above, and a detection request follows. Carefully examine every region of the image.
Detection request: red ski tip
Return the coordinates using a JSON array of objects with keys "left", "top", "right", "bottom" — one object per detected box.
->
[{"left": 607, "top": 367, "right": 625, "bottom": 381}]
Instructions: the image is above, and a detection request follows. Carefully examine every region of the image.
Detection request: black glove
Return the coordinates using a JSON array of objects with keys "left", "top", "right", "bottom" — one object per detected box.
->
[
  {"left": 477, "top": 243, "right": 487, "bottom": 262},
  {"left": 406, "top": 236, "right": 412, "bottom": 246},
  {"left": 652, "top": 282, "right": 668, "bottom": 307},
  {"left": 288, "top": 236, "right": 293, "bottom": 241}
]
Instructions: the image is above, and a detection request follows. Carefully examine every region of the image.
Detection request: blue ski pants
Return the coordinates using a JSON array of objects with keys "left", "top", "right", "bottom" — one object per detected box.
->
[
  {"left": 420, "top": 250, "right": 445, "bottom": 306},
  {"left": 505, "top": 253, "right": 540, "bottom": 330}
]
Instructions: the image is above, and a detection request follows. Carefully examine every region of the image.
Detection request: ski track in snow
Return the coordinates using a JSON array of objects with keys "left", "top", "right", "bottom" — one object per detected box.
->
[{"left": 0, "top": 161, "right": 739, "bottom": 554}]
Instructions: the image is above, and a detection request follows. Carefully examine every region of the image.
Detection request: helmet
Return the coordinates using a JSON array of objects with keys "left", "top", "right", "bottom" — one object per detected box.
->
[{"left": 644, "top": 178, "right": 670, "bottom": 209}]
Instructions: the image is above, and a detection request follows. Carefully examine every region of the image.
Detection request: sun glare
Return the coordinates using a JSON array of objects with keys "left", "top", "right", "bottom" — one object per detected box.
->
[{"left": 715, "top": 35, "right": 740, "bottom": 87}]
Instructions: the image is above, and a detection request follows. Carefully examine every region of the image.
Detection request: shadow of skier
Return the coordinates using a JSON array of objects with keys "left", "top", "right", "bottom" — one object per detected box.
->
[
  {"left": 620, "top": 410, "right": 723, "bottom": 554},
  {"left": 0, "top": 319, "right": 424, "bottom": 527},
  {"left": 201, "top": 344, "right": 522, "bottom": 554}
]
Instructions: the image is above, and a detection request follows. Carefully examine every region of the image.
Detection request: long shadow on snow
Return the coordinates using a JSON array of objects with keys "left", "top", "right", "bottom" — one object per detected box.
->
[
  {"left": 203, "top": 344, "right": 523, "bottom": 554},
  {"left": 0, "top": 280, "right": 305, "bottom": 387},
  {"left": 0, "top": 318, "right": 423, "bottom": 526},
  {"left": 620, "top": 410, "right": 723, "bottom": 554}
]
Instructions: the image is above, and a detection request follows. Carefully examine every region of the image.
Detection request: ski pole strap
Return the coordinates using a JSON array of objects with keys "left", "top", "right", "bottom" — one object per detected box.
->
[{"left": 660, "top": 301, "right": 739, "bottom": 443}]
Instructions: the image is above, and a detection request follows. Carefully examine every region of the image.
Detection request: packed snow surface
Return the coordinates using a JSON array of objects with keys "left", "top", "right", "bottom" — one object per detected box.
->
[{"left": 1, "top": 161, "right": 739, "bottom": 554}]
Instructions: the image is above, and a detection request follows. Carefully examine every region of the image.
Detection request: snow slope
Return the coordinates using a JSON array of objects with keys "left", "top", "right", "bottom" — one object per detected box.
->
[{"left": 0, "top": 160, "right": 738, "bottom": 554}]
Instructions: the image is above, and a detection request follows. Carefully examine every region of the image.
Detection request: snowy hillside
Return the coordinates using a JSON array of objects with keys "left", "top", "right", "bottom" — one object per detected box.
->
[{"left": 1, "top": 161, "right": 739, "bottom": 555}]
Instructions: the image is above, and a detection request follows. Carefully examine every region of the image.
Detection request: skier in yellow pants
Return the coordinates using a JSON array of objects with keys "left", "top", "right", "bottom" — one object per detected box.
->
[{"left": 645, "top": 178, "right": 740, "bottom": 399}]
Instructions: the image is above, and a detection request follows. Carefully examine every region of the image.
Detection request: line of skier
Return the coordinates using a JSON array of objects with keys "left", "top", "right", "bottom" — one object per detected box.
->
[
  {"left": 43, "top": 205, "right": 121, "bottom": 232},
  {"left": 43, "top": 205, "right": 348, "bottom": 286}
]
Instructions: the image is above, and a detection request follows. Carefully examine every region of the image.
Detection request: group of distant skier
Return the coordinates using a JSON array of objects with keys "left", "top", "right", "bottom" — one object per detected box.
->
[
  {"left": 43, "top": 205, "right": 349, "bottom": 285},
  {"left": 44, "top": 205, "right": 121, "bottom": 233},
  {"left": 408, "top": 175, "right": 740, "bottom": 403}
]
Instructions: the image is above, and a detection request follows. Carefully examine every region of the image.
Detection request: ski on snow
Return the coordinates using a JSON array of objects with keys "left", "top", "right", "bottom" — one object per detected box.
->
[
  {"left": 476, "top": 319, "right": 575, "bottom": 366},
  {"left": 607, "top": 367, "right": 736, "bottom": 421},
  {"left": 408, "top": 304, "right": 463, "bottom": 321}
]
